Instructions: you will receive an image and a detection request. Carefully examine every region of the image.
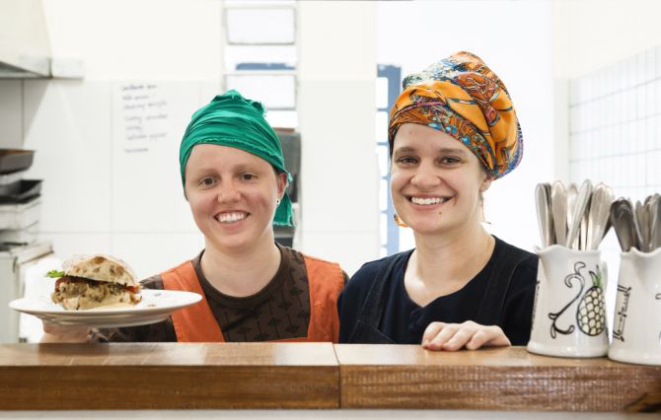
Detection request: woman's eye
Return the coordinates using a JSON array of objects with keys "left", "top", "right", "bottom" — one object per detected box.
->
[
  {"left": 441, "top": 157, "right": 461, "bottom": 165},
  {"left": 396, "top": 156, "right": 418, "bottom": 165},
  {"left": 199, "top": 177, "right": 217, "bottom": 187}
]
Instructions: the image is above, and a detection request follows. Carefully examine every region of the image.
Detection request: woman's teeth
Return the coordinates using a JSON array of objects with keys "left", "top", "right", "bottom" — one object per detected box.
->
[
  {"left": 411, "top": 197, "right": 450, "bottom": 205},
  {"left": 217, "top": 212, "right": 247, "bottom": 223}
]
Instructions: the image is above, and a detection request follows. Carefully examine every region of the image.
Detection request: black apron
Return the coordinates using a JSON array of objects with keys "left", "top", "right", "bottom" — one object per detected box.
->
[{"left": 347, "top": 242, "right": 530, "bottom": 344}]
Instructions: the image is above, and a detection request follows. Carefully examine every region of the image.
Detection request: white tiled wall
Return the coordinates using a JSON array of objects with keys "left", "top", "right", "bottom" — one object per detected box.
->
[
  {"left": 568, "top": 44, "right": 661, "bottom": 334},
  {"left": 569, "top": 45, "right": 661, "bottom": 200}
]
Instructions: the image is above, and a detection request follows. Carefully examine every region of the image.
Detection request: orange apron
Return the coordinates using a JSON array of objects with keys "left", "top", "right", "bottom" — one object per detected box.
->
[{"left": 161, "top": 255, "right": 344, "bottom": 343}]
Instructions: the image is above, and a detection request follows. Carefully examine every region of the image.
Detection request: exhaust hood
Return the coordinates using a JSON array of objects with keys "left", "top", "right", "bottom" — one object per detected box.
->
[{"left": 0, "top": 0, "right": 80, "bottom": 78}]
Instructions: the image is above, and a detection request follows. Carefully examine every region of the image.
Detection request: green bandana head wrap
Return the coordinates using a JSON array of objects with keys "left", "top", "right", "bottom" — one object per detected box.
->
[{"left": 179, "top": 90, "right": 294, "bottom": 227}]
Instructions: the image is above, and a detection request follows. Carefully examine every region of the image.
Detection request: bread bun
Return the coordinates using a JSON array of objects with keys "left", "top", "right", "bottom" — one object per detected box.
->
[{"left": 62, "top": 254, "right": 138, "bottom": 287}]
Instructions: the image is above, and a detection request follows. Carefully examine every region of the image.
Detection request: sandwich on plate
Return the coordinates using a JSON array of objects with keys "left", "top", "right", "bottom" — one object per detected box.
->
[{"left": 47, "top": 254, "right": 142, "bottom": 310}]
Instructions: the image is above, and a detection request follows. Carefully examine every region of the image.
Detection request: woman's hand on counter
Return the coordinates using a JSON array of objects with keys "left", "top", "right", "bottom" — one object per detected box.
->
[
  {"left": 421, "top": 321, "right": 511, "bottom": 351},
  {"left": 41, "top": 321, "right": 90, "bottom": 343}
]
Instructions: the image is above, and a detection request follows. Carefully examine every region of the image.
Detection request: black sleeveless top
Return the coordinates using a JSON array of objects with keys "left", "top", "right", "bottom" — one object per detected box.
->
[{"left": 338, "top": 236, "right": 538, "bottom": 345}]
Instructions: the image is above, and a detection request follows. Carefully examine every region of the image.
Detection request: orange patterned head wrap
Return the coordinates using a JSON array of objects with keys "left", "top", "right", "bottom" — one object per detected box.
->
[{"left": 388, "top": 51, "right": 523, "bottom": 179}]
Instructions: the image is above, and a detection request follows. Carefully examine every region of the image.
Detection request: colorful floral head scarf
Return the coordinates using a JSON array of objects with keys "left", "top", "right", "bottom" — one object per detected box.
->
[
  {"left": 388, "top": 51, "right": 523, "bottom": 179},
  {"left": 180, "top": 90, "right": 294, "bottom": 226}
]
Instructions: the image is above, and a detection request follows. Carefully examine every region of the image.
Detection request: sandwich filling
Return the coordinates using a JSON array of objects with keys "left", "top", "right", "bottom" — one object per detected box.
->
[{"left": 52, "top": 276, "right": 142, "bottom": 310}]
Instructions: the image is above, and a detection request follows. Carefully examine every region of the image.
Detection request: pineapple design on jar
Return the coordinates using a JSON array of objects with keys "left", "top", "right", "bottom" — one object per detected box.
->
[
  {"left": 576, "top": 269, "right": 606, "bottom": 336},
  {"left": 548, "top": 262, "right": 606, "bottom": 339}
]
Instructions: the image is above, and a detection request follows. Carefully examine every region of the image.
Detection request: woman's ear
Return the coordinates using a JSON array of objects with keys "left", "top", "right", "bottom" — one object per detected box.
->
[
  {"left": 480, "top": 174, "right": 493, "bottom": 193},
  {"left": 276, "top": 172, "right": 288, "bottom": 198},
  {"left": 182, "top": 181, "right": 189, "bottom": 202}
]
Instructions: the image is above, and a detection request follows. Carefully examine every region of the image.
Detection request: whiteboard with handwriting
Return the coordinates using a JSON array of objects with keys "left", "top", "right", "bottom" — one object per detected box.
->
[{"left": 22, "top": 80, "right": 220, "bottom": 278}]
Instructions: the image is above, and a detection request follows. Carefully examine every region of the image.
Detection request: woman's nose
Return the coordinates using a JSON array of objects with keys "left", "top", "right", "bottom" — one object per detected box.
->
[
  {"left": 217, "top": 181, "right": 241, "bottom": 202},
  {"left": 410, "top": 163, "right": 442, "bottom": 188}
]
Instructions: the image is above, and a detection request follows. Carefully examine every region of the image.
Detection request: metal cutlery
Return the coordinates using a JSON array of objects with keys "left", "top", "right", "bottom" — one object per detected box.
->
[
  {"left": 533, "top": 179, "right": 661, "bottom": 253},
  {"left": 586, "top": 183, "right": 614, "bottom": 250},
  {"left": 551, "top": 181, "right": 567, "bottom": 247},
  {"left": 535, "top": 183, "right": 553, "bottom": 248},
  {"left": 610, "top": 199, "right": 629, "bottom": 251},
  {"left": 580, "top": 205, "right": 589, "bottom": 251},
  {"left": 535, "top": 180, "right": 616, "bottom": 251},
  {"left": 650, "top": 195, "right": 661, "bottom": 250},
  {"left": 566, "top": 180, "right": 593, "bottom": 249},
  {"left": 635, "top": 200, "right": 649, "bottom": 252},
  {"left": 566, "top": 183, "right": 578, "bottom": 249},
  {"left": 610, "top": 198, "right": 641, "bottom": 252},
  {"left": 610, "top": 194, "right": 661, "bottom": 253}
]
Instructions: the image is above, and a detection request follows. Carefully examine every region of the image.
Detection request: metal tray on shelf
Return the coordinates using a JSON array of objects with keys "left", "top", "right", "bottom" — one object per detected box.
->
[
  {"left": 0, "top": 180, "right": 41, "bottom": 204},
  {"left": 0, "top": 150, "right": 34, "bottom": 174}
]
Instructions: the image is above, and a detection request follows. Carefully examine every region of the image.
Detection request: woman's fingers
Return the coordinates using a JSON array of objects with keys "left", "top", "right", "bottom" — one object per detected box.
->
[
  {"left": 422, "top": 322, "right": 511, "bottom": 351},
  {"left": 441, "top": 327, "right": 475, "bottom": 351},
  {"left": 435, "top": 321, "right": 478, "bottom": 351},
  {"left": 465, "top": 326, "right": 511, "bottom": 350},
  {"left": 421, "top": 321, "right": 445, "bottom": 347},
  {"left": 426, "top": 323, "right": 460, "bottom": 350},
  {"left": 41, "top": 321, "right": 90, "bottom": 343}
]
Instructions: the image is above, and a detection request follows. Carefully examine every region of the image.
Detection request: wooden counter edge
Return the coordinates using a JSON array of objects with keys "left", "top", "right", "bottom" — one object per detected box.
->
[
  {"left": 0, "top": 344, "right": 659, "bottom": 412},
  {"left": 336, "top": 346, "right": 661, "bottom": 412}
]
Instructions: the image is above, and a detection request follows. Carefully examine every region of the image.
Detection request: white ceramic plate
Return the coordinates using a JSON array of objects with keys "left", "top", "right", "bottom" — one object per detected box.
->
[{"left": 9, "top": 289, "right": 202, "bottom": 328}]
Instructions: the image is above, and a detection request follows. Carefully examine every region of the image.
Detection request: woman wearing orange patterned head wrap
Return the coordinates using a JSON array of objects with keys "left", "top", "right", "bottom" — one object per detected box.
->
[
  {"left": 389, "top": 51, "right": 523, "bottom": 179},
  {"left": 339, "top": 52, "right": 537, "bottom": 352}
]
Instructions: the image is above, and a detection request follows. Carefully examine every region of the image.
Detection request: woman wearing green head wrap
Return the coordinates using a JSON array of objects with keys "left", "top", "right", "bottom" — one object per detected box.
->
[{"left": 43, "top": 91, "right": 346, "bottom": 344}]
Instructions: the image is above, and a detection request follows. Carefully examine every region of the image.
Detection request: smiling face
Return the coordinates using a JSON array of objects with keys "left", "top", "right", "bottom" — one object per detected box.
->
[
  {"left": 390, "top": 123, "right": 492, "bottom": 236},
  {"left": 184, "top": 144, "right": 287, "bottom": 253}
]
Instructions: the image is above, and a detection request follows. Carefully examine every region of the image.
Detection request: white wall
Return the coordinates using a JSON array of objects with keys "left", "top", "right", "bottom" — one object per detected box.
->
[
  {"left": 377, "top": 0, "right": 556, "bottom": 252},
  {"left": 43, "top": 0, "right": 223, "bottom": 81},
  {"left": 0, "top": 0, "right": 223, "bottom": 279},
  {"left": 553, "top": 0, "right": 661, "bottom": 80},
  {"left": 298, "top": 2, "right": 380, "bottom": 274},
  {"left": 0, "top": 0, "right": 381, "bottom": 278}
]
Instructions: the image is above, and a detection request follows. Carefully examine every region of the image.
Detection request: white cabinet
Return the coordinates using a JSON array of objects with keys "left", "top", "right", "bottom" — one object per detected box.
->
[{"left": 0, "top": 241, "right": 53, "bottom": 342}]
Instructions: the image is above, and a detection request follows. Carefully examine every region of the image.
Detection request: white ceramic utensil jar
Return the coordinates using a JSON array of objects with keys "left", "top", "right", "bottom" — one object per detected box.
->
[
  {"left": 608, "top": 247, "right": 661, "bottom": 366},
  {"left": 527, "top": 245, "right": 609, "bottom": 357}
]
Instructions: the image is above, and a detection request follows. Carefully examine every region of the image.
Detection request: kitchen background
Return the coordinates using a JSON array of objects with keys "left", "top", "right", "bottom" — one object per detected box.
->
[{"left": 0, "top": 0, "right": 659, "bottom": 342}]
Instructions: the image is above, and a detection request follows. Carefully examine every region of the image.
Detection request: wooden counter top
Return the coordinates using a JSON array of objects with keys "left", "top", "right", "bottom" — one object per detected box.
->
[
  {"left": 0, "top": 343, "right": 339, "bottom": 410},
  {"left": 0, "top": 344, "right": 659, "bottom": 412},
  {"left": 335, "top": 345, "right": 661, "bottom": 412}
]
